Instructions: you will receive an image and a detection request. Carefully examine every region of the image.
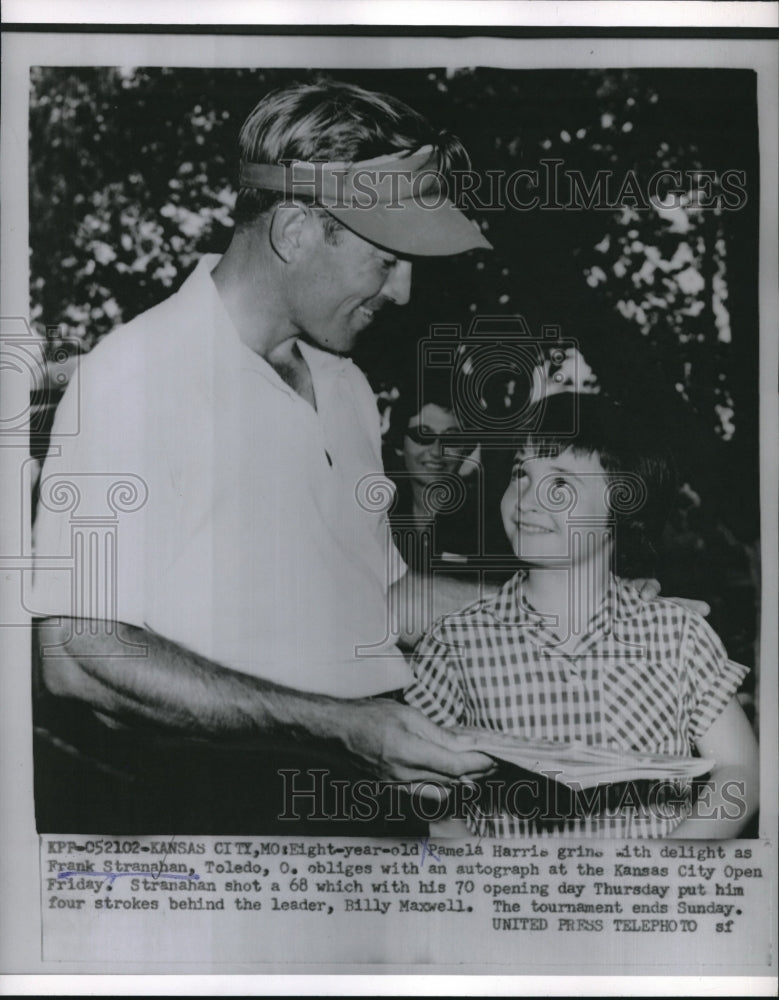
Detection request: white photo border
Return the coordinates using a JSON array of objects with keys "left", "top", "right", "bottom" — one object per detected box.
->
[{"left": 1, "top": 12, "right": 777, "bottom": 998}]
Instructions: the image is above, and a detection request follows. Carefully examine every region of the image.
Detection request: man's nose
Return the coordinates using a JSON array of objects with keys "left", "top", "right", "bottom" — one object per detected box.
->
[{"left": 382, "top": 260, "right": 412, "bottom": 306}]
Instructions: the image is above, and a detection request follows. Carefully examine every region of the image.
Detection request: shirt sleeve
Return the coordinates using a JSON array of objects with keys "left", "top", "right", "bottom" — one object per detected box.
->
[
  {"left": 28, "top": 333, "right": 157, "bottom": 629},
  {"left": 404, "top": 622, "right": 466, "bottom": 727},
  {"left": 680, "top": 612, "right": 749, "bottom": 741}
]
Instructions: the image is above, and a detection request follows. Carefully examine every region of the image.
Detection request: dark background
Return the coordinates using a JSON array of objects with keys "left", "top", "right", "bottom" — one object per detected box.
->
[{"left": 29, "top": 66, "right": 760, "bottom": 718}]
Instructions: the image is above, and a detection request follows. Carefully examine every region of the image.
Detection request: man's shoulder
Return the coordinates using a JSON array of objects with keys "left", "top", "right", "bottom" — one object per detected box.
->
[
  {"left": 81, "top": 290, "right": 180, "bottom": 366},
  {"left": 77, "top": 262, "right": 216, "bottom": 390},
  {"left": 86, "top": 257, "right": 216, "bottom": 354}
]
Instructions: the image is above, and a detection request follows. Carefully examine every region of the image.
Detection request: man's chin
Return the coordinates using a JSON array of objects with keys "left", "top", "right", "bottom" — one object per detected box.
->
[
  {"left": 339, "top": 320, "right": 376, "bottom": 354},
  {"left": 301, "top": 330, "right": 359, "bottom": 357}
]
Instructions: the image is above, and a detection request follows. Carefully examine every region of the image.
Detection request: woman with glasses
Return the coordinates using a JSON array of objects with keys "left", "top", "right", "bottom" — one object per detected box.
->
[{"left": 383, "top": 382, "right": 481, "bottom": 575}]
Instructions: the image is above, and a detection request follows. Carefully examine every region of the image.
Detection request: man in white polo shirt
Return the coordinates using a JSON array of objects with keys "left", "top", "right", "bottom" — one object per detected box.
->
[{"left": 31, "top": 80, "right": 496, "bottom": 830}]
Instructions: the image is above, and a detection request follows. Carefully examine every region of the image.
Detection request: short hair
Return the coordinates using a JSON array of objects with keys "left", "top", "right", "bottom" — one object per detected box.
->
[
  {"left": 514, "top": 393, "right": 678, "bottom": 577},
  {"left": 234, "top": 79, "right": 471, "bottom": 229},
  {"left": 386, "top": 373, "right": 460, "bottom": 452}
]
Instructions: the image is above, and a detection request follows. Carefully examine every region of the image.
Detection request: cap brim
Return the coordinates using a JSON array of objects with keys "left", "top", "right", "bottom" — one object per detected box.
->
[{"left": 324, "top": 197, "right": 493, "bottom": 257}]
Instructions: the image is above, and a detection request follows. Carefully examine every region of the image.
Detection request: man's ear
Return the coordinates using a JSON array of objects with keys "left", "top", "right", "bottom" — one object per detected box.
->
[{"left": 268, "top": 202, "right": 309, "bottom": 262}]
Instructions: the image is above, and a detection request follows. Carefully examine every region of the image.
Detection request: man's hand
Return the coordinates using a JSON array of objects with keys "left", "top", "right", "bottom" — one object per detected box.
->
[
  {"left": 337, "top": 698, "right": 494, "bottom": 786},
  {"left": 631, "top": 578, "right": 710, "bottom": 618},
  {"left": 36, "top": 618, "right": 494, "bottom": 798}
]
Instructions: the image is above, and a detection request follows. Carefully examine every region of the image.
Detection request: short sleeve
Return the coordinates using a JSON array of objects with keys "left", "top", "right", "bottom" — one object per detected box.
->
[
  {"left": 28, "top": 328, "right": 179, "bottom": 631},
  {"left": 404, "top": 624, "right": 466, "bottom": 727},
  {"left": 681, "top": 613, "right": 749, "bottom": 741}
]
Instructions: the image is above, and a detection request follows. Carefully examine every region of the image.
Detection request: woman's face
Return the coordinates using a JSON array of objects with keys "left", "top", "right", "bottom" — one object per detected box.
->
[{"left": 402, "top": 403, "right": 464, "bottom": 485}]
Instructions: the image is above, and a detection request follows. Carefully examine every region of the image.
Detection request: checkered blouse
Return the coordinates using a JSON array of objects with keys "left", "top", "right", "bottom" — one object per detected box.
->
[{"left": 405, "top": 572, "right": 748, "bottom": 838}]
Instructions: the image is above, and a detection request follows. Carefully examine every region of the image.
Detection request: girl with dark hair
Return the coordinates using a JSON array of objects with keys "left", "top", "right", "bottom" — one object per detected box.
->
[{"left": 406, "top": 393, "right": 758, "bottom": 839}]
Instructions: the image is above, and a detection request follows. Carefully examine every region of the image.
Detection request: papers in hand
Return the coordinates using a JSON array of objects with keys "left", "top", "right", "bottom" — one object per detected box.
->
[{"left": 471, "top": 733, "right": 715, "bottom": 790}]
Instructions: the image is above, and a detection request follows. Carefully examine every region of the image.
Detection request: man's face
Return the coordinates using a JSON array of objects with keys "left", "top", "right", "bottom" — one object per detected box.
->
[
  {"left": 500, "top": 446, "right": 613, "bottom": 566},
  {"left": 291, "top": 214, "right": 413, "bottom": 354},
  {"left": 402, "top": 403, "right": 464, "bottom": 486}
]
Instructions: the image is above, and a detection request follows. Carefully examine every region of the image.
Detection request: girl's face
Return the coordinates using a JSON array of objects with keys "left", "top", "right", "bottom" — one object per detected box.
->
[
  {"left": 402, "top": 403, "right": 464, "bottom": 485},
  {"left": 501, "top": 446, "right": 614, "bottom": 566}
]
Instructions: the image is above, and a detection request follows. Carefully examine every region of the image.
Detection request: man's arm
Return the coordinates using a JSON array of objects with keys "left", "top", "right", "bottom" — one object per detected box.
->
[
  {"left": 36, "top": 617, "right": 492, "bottom": 785},
  {"left": 390, "top": 569, "right": 495, "bottom": 650}
]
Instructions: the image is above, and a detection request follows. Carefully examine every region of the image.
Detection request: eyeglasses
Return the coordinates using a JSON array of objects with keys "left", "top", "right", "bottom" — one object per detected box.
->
[{"left": 404, "top": 424, "right": 461, "bottom": 446}]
